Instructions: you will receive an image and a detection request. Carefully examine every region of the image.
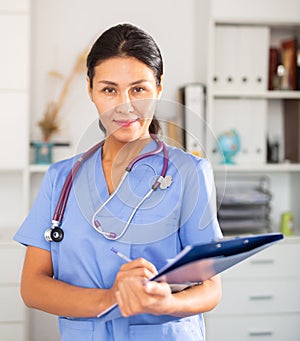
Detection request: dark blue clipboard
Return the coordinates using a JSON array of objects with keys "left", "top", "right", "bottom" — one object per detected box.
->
[
  {"left": 151, "top": 232, "right": 283, "bottom": 285},
  {"left": 97, "top": 233, "right": 283, "bottom": 320}
]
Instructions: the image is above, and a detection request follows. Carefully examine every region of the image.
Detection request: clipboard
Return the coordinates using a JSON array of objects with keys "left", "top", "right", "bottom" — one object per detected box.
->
[
  {"left": 151, "top": 232, "right": 283, "bottom": 285},
  {"left": 97, "top": 233, "right": 283, "bottom": 320}
]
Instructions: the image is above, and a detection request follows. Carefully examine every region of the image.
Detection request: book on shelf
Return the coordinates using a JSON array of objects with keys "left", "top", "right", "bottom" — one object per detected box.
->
[
  {"left": 281, "top": 38, "right": 297, "bottom": 91},
  {"left": 297, "top": 48, "right": 300, "bottom": 91},
  {"left": 268, "top": 37, "right": 300, "bottom": 91},
  {"left": 268, "top": 47, "right": 279, "bottom": 90},
  {"left": 284, "top": 99, "right": 300, "bottom": 163}
]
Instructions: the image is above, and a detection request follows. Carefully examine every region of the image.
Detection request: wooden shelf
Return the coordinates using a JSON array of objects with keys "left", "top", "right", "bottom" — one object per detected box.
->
[
  {"left": 214, "top": 18, "right": 300, "bottom": 27},
  {"left": 0, "top": 168, "right": 25, "bottom": 173},
  {"left": 213, "top": 91, "right": 300, "bottom": 100},
  {"left": 29, "top": 164, "right": 50, "bottom": 173},
  {"left": 213, "top": 163, "right": 300, "bottom": 173}
]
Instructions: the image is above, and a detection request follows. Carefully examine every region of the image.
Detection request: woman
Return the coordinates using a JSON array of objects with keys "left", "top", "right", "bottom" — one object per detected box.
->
[{"left": 14, "top": 23, "right": 222, "bottom": 340}]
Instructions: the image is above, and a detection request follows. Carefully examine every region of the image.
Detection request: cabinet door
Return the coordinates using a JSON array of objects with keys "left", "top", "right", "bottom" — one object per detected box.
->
[
  {"left": 0, "top": 286, "right": 25, "bottom": 322},
  {"left": 0, "top": 14, "right": 29, "bottom": 90},
  {"left": 0, "top": 323, "right": 25, "bottom": 341},
  {"left": 221, "top": 243, "right": 300, "bottom": 280},
  {"left": 0, "top": 246, "right": 24, "bottom": 284},
  {"left": 211, "top": 278, "right": 300, "bottom": 315},
  {"left": 0, "top": 93, "right": 28, "bottom": 168},
  {"left": 205, "top": 314, "right": 300, "bottom": 341},
  {"left": 0, "top": 0, "right": 29, "bottom": 11}
]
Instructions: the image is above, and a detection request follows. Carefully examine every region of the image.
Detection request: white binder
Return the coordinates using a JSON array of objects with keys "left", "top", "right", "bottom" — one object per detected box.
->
[
  {"left": 181, "top": 84, "right": 206, "bottom": 157},
  {"left": 213, "top": 25, "right": 270, "bottom": 93}
]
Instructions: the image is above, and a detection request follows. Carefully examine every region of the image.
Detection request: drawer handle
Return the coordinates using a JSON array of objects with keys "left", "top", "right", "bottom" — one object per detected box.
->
[
  {"left": 250, "top": 259, "right": 274, "bottom": 265},
  {"left": 248, "top": 331, "right": 273, "bottom": 337},
  {"left": 249, "top": 295, "right": 273, "bottom": 301}
]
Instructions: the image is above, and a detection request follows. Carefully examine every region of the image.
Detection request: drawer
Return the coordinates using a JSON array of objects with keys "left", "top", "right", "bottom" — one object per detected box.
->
[
  {"left": 0, "top": 286, "right": 25, "bottom": 322},
  {"left": 0, "top": 245, "right": 24, "bottom": 284},
  {"left": 212, "top": 278, "right": 300, "bottom": 314},
  {"left": 0, "top": 322, "right": 25, "bottom": 341},
  {"left": 205, "top": 314, "right": 300, "bottom": 341},
  {"left": 222, "top": 243, "right": 300, "bottom": 280}
]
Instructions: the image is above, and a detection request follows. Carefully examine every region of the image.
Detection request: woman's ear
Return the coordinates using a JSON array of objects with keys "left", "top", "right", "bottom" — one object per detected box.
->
[
  {"left": 157, "top": 75, "right": 163, "bottom": 99},
  {"left": 86, "top": 76, "right": 93, "bottom": 101}
]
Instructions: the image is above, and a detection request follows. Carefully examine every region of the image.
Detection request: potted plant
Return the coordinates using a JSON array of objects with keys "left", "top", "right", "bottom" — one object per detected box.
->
[{"left": 33, "top": 49, "right": 88, "bottom": 164}]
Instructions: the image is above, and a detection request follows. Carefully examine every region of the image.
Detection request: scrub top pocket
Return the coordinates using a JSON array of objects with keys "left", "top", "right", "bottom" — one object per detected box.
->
[
  {"left": 59, "top": 318, "right": 94, "bottom": 341},
  {"left": 128, "top": 318, "right": 204, "bottom": 341}
]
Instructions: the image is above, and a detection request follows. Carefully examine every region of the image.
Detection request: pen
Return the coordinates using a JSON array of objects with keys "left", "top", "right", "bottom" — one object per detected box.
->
[{"left": 111, "top": 247, "right": 132, "bottom": 263}]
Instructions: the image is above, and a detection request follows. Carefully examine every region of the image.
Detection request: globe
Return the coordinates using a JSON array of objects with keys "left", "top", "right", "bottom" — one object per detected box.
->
[{"left": 217, "top": 129, "right": 240, "bottom": 164}]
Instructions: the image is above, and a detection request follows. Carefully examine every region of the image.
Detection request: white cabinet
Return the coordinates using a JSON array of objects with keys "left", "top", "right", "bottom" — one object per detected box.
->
[
  {"left": 0, "top": 1, "right": 30, "bottom": 340},
  {"left": 205, "top": 238, "right": 300, "bottom": 341},
  {"left": 0, "top": 14, "right": 30, "bottom": 90},
  {"left": 206, "top": 0, "right": 300, "bottom": 233},
  {"left": 0, "top": 94, "right": 29, "bottom": 169},
  {"left": 204, "top": 2, "right": 300, "bottom": 339},
  {"left": 0, "top": 235, "right": 26, "bottom": 341}
]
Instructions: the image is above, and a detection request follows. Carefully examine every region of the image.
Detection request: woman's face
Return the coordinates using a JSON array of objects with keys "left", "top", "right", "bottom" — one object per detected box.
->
[{"left": 88, "top": 56, "right": 162, "bottom": 143}]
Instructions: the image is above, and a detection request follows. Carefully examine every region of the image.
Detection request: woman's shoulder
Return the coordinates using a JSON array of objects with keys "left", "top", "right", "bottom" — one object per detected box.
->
[
  {"left": 46, "top": 154, "right": 83, "bottom": 181},
  {"left": 167, "top": 144, "right": 210, "bottom": 168}
]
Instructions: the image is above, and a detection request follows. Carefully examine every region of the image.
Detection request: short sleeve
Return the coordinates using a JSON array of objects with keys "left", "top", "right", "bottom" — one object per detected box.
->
[
  {"left": 14, "top": 168, "right": 55, "bottom": 251},
  {"left": 179, "top": 158, "right": 222, "bottom": 248}
]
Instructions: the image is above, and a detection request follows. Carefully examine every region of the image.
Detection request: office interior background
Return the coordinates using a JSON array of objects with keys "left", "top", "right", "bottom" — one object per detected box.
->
[{"left": 1, "top": 0, "right": 300, "bottom": 340}]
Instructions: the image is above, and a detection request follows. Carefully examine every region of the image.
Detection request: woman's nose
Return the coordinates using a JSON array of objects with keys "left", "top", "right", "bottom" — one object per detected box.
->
[
  {"left": 115, "top": 92, "right": 134, "bottom": 114},
  {"left": 116, "top": 101, "right": 134, "bottom": 114}
]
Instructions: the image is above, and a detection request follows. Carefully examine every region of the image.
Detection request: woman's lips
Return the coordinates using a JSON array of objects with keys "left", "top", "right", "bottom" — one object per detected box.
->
[{"left": 113, "top": 118, "right": 139, "bottom": 127}]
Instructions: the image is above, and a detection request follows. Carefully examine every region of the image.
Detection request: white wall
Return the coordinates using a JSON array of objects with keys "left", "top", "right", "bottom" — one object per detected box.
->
[
  {"left": 29, "top": 1, "right": 208, "bottom": 340},
  {"left": 30, "top": 0, "right": 209, "bottom": 158}
]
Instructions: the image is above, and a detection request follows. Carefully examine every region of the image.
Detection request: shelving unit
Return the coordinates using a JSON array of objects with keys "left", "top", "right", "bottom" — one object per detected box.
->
[
  {"left": 0, "top": 1, "right": 31, "bottom": 340},
  {"left": 204, "top": 1, "right": 300, "bottom": 340},
  {"left": 206, "top": 0, "right": 300, "bottom": 235}
]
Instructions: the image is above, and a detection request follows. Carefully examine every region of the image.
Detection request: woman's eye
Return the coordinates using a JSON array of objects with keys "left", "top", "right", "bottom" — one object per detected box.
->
[
  {"left": 132, "top": 86, "right": 145, "bottom": 93},
  {"left": 103, "top": 87, "right": 116, "bottom": 94}
]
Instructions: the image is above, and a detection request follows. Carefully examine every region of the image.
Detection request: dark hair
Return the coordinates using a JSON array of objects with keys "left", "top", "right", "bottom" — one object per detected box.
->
[{"left": 87, "top": 23, "right": 163, "bottom": 134}]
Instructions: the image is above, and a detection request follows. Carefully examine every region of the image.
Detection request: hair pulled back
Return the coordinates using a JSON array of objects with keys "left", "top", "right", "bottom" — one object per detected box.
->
[{"left": 87, "top": 23, "right": 163, "bottom": 134}]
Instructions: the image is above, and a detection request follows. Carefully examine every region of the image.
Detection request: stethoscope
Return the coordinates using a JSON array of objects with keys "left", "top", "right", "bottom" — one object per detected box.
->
[{"left": 44, "top": 134, "right": 172, "bottom": 243}]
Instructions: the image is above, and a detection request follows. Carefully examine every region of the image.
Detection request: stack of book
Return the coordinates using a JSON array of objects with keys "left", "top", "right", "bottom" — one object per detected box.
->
[
  {"left": 217, "top": 177, "right": 272, "bottom": 235},
  {"left": 268, "top": 37, "right": 300, "bottom": 91}
]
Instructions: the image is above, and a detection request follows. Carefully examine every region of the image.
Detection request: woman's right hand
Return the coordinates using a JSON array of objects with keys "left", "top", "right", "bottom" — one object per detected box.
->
[{"left": 110, "top": 258, "right": 158, "bottom": 301}]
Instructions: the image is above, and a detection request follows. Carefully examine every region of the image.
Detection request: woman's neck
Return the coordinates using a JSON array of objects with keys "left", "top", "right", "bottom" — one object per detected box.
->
[
  {"left": 102, "top": 135, "right": 151, "bottom": 163},
  {"left": 101, "top": 135, "right": 151, "bottom": 194}
]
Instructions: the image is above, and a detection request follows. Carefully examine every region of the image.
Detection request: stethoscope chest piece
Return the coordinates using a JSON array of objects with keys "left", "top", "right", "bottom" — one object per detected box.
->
[
  {"left": 44, "top": 226, "right": 64, "bottom": 242},
  {"left": 159, "top": 175, "right": 172, "bottom": 190}
]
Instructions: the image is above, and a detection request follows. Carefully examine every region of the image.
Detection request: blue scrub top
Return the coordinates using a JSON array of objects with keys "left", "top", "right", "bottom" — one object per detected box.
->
[{"left": 14, "top": 140, "right": 222, "bottom": 341}]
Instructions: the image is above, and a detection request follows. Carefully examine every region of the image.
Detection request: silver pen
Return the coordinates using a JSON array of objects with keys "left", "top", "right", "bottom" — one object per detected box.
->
[{"left": 111, "top": 247, "right": 132, "bottom": 262}]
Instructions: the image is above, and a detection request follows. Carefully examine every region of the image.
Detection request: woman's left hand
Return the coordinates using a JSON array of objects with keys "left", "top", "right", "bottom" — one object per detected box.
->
[{"left": 115, "top": 277, "right": 174, "bottom": 317}]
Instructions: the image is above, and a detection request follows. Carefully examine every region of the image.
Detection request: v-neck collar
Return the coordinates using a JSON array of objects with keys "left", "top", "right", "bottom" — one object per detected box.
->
[
  {"left": 97, "top": 138, "right": 158, "bottom": 200},
  {"left": 73, "top": 138, "right": 159, "bottom": 226}
]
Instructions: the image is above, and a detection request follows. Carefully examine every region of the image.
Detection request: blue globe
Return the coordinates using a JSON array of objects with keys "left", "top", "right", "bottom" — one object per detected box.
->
[{"left": 218, "top": 130, "right": 240, "bottom": 164}]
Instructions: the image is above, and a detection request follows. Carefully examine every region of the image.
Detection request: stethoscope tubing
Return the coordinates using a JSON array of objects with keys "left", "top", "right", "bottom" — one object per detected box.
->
[
  {"left": 52, "top": 140, "right": 104, "bottom": 225},
  {"left": 91, "top": 172, "right": 155, "bottom": 240},
  {"left": 50, "top": 134, "right": 168, "bottom": 237}
]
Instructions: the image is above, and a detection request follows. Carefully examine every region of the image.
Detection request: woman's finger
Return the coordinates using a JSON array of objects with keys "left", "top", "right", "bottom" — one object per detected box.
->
[{"left": 120, "top": 258, "right": 158, "bottom": 275}]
